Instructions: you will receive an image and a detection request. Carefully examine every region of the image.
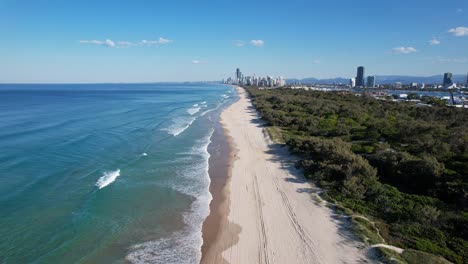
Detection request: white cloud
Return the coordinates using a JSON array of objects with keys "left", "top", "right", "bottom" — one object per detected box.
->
[
  {"left": 250, "top": 40, "right": 264, "bottom": 47},
  {"left": 117, "top": 41, "right": 135, "bottom": 47},
  {"left": 448, "top": 27, "right": 468, "bottom": 36},
  {"left": 192, "top": 60, "right": 207, "bottom": 64},
  {"left": 79, "top": 39, "right": 116, "bottom": 47},
  {"left": 80, "top": 40, "right": 102, "bottom": 45},
  {"left": 141, "top": 40, "right": 158, "bottom": 45},
  {"left": 141, "top": 37, "right": 173, "bottom": 45},
  {"left": 157, "top": 37, "right": 172, "bottom": 44},
  {"left": 104, "top": 39, "right": 116, "bottom": 47},
  {"left": 392, "top": 46, "right": 417, "bottom": 54},
  {"left": 80, "top": 37, "right": 172, "bottom": 48},
  {"left": 429, "top": 39, "right": 440, "bottom": 45},
  {"left": 233, "top": 39, "right": 265, "bottom": 47},
  {"left": 312, "top": 59, "right": 320, "bottom": 64},
  {"left": 457, "top": 8, "right": 463, "bottom": 12},
  {"left": 233, "top": 40, "right": 245, "bottom": 47}
]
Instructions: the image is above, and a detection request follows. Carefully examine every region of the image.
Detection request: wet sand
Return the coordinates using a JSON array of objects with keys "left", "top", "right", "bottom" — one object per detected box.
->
[{"left": 201, "top": 103, "right": 238, "bottom": 263}]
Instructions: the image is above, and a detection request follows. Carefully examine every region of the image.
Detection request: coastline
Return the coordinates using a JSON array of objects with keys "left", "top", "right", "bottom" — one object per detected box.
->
[
  {"left": 202, "top": 86, "right": 368, "bottom": 263},
  {"left": 201, "top": 86, "right": 240, "bottom": 263}
]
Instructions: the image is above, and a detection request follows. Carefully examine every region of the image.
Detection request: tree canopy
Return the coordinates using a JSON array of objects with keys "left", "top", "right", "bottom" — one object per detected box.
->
[{"left": 246, "top": 87, "right": 468, "bottom": 264}]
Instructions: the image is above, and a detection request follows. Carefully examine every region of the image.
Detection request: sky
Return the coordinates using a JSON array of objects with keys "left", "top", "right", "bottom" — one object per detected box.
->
[{"left": 0, "top": 0, "right": 467, "bottom": 83}]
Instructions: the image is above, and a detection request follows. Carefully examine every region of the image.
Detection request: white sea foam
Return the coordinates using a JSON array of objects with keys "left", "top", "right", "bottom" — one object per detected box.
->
[
  {"left": 95, "top": 169, "right": 120, "bottom": 189},
  {"left": 187, "top": 107, "right": 201, "bottom": 115},
  {"left": 200, "top": 103, "right": 222, "bottom": 116},
  {"left": 126, "top": 231, "right": 201, "bottom": 264},
  {"left": 162, "top": 116, "right": 196, "bottom": 136},
  {"left": 174, "top": 128, "right": 213, "bottom": 197},
  {"left": 200, "top": 109, "right": 215, "bottom": 117},
  {"left": 201, "top": 101, "right": 207, "bottom": 105},
  {"left": 141, "top": 153, "right": 148, "bottom": 156},
  {"left": 193, "top": 103, "right": 199, "bottom": 107},
  {"left": 126, "top": 129, "right": 214, "bottom": 264}
]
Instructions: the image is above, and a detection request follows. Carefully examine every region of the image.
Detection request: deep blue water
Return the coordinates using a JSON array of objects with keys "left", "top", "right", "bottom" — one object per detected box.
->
[{"left": 0, "top": 83, "right": 236, "bottom": 263}]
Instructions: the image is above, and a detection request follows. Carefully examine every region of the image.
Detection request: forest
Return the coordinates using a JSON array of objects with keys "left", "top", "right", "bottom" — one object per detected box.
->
[{"left": 245, "top": 87, "right": 467, "bottom": 264}]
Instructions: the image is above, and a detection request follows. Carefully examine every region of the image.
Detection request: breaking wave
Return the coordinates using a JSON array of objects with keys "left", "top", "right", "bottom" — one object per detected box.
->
[
  {"left": 95, "top": 169, "right": 120, "bottom": 189},
  {"left": 187, "top": 107, "right": 201, "bottom": 115},
  {"left": 126, "top": 129, "right": 214, "bottom": 264},
  {"left": 162, "top": 116, "right": 197, "bottom": 136}
]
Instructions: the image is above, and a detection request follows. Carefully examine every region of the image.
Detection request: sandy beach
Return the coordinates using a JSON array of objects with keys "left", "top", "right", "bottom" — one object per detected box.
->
[{"left": 201, "top": 86, "right": 369, "bottom": 264}]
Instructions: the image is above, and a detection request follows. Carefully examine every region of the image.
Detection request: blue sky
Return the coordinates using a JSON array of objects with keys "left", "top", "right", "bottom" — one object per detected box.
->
[{"left": 1, "top": 0, "right": 467, "bottom": 83}]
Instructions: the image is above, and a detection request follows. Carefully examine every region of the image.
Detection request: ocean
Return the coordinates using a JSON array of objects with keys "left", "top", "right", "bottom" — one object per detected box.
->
[{"left": 0, "top": 83, "right": 236, "bottom": 263}]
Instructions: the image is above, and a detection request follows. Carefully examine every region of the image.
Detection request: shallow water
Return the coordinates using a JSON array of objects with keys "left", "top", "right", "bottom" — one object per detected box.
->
[{"left": 0, "top": 83, "right": 235, "bottom": 263}]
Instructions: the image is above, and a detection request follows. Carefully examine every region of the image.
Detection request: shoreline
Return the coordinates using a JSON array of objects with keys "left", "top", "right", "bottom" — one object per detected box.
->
[
  {"left": 201, "top": 85, "right": 240, "bottom": 263},
  {"left": 202, "top": 86, "right": 368, "bottom": 263}
]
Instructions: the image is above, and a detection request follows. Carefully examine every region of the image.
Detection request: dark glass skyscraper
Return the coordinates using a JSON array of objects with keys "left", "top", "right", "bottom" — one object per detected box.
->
[
  {"left": 443, "top": 72, "right": 453, "bottom": 86},
  {"left": 356, "top": 66, "right": 365, "bottom": 87},
  {"left": 367, "top": 76, "right": 376, "bottom": 88},
  {"left": 236, "top": 68, "right": 241, "bottom": 80}
]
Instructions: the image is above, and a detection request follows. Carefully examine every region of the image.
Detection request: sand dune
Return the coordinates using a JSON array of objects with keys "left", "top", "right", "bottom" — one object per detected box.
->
[{"left": 202, "top": 86, "right": 369, "bottom": 264}]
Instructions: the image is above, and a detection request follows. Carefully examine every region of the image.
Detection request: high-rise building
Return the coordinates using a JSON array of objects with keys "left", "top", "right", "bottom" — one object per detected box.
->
[
  {"left": 349, "top": 78, "right": 356, "bottom": 87},
  {"left": 356, "top": 66, "right": 365, "bottom": 87},
  {"left": 366, "top": 76, "right": 376, "bottom": 88},
  {"left": 443, "top": 72, "right": 453, "bottom": 86},
  {"left": 267, "top": 76, "right": 273, "bottom": 87},
  {"left": 235, "top": 68, "right": 243, "bottom": 84},
  {"left": 231, "top": 69, "right": 285, "bottom": 88},
  {"left": 278, "top": 77, "right": 286, "bottom": 87}
]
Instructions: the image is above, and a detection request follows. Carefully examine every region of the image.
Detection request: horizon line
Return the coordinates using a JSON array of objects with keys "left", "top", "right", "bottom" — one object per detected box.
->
[
  {"left": 0, "top": 81, "right": 224, "bottom": 85},
  {"left": 1, "top": 73, "right": 467, "bottom": 85}
]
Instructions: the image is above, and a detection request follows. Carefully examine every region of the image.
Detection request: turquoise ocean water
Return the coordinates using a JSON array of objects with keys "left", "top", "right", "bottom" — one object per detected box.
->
[{"left": 0, "top": 83, "right": 236, "bottom": 263}]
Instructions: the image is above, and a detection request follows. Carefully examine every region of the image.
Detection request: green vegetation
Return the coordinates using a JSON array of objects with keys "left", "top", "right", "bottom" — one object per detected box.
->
[
  {"left": 375, "top": 247, "right": 406, "bottom": 264},
  {"left": 265, "top": 126, "right": 286, "bottom": 144},
  {"left": 373, "top": 246, "right": 453, "bottom": 264},
  {"left": 351, "top": 216, "right": 384, "bottom": 244},
  {"left": 246, "top": 87, "right": 468, "bottom": 264},
  {"left": 402, "top": 249, "right": 453, "bottom": 264}
]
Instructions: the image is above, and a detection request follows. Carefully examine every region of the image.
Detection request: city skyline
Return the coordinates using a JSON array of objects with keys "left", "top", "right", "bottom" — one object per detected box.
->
[
  {"left": 227, "top": 68, "right": 286, "bottom": 87},
  {"left": 1, "top": 0, "right": 467, "bottom": 83}
]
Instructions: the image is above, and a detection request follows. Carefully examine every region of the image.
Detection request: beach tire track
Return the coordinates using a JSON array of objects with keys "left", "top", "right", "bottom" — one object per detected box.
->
[
  {"left": 253, "top": 171, "right": 271, "bottom": 264},
  {"left": 267, "top": 163, "right": 325, "bottom": 264}
]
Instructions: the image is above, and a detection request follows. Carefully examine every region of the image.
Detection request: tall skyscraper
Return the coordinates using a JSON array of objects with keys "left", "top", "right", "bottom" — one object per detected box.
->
[
  {"left": 356, "top": 66, "right": 365, "bottom": 87},
  {"left": 349, "top": 78, "right": 356, "bottom": 88},
  {"left": 236, "top": 68, "right": 241, "bottom": 80},
  {"left": 366, "top": 76, "right": 376, "bottom": 88},
  {"left": 443, "top": 72, "right": 453, "bottom": 86},
  {"left": 235, "top": 68, "right": 243, "bottom": 85}
]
